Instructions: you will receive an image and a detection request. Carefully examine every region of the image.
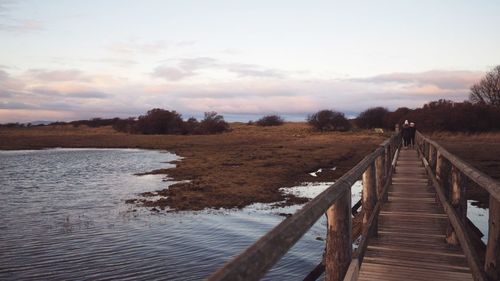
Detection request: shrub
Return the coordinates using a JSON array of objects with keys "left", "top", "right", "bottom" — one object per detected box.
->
[
  {"left": 112, "top": 117, "right": 136, "bottom": 133},
  {"left": 256, "top": 115, "right": 284, "bottom": 126},
  {"left": 135, "top": 108, "right": 184, "bottom": 134},
  {"left": 356, "top": 107, "right": 389, "bottom": 129},
  {"left": 197, "top": 111, "right": 230, "bottom": 134},
  {"left": 182, "top": 117, "right": 199, "bottom": 134},
  {"left": 307, "top": 109, "right": 351, "bottom": 132}
]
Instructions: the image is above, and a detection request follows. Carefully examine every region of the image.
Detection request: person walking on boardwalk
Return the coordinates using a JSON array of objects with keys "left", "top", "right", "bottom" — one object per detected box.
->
[
  {"left": 409, "top": 122, "right": 416, "bottom": 148},
  {"left": 402, "top": 120, "right": 411, "bottom": 149}
]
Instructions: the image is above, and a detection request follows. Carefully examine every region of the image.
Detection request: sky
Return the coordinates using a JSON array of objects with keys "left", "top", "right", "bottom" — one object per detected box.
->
[{"left": 1, "top": 0, "right": 499, "bottom": 122}]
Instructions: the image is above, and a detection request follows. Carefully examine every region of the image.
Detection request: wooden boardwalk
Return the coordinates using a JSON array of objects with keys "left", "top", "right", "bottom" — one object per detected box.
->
[
  {"left": 208, "top": 132, "right": 499, "bottom": 281},
  {"left": 358, "top": 148, "right": 473, "bottom": 281}
]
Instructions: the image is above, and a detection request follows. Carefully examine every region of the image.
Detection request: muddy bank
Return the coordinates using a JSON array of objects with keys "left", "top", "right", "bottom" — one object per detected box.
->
[{"left": 0, "top": 123, "right": 386, "bottom": 210}]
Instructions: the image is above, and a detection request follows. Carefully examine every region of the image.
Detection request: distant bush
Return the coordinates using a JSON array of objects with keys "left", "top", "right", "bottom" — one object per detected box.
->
[
  {"left": 112, "top": 117, "right": 136, "bottom": 133},
  {"left": 0, "top": 122, "right": 26, "bottom": 128},
  {"left": 135, "top": 109, "right": 184, "bottom": 134},
  {"left": 356, "top": 107, "right": 389, "bottom": 129},
  {"left": 72, "top": 117, "right": 122, "bottom": 128},
  {"left": 256, "top": 115, "right": 284, "bottom": 126},
  {"left": 197, "top": 112, "right": 230, "bottom": 134},
  {"left": 307, "top": 109, "right": 351, "bottom": 132},
  {"left": 182, "top": 117, "right": 199, "bottom": 134}
]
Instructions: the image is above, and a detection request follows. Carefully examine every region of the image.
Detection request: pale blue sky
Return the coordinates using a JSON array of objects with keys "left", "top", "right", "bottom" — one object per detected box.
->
[{"left": 1, "top": 0, "right": 499, "bottom": 122}]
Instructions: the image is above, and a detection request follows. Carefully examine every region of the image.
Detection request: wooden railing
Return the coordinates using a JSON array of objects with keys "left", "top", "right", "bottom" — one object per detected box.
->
[
  {"left": 415, "top": 131, "right": 500, "bottom": 281},
  {"left": 206, "top": 132, "right": 402, "bottom": 281}
]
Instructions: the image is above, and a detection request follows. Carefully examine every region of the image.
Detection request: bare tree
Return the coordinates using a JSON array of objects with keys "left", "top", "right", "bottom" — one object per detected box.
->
[{"left": 469, "top": 65, "right": 500, "bottom": 107}]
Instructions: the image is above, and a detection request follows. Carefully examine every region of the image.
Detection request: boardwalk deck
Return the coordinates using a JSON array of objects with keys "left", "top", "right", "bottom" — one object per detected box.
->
[{"left": 358, "top": 149, "right": 474, "bottom": 281}]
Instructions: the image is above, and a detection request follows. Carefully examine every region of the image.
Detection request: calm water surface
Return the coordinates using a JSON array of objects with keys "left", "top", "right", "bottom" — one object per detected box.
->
[{"left": 0, "top": 149, "right": 342, "bottom": 281}]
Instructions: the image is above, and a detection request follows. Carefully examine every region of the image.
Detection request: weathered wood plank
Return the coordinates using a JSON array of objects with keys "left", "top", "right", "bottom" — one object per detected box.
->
[
  {"left": 419, "top": 146, "right": 487, "bottom": 281},
  {"left": 359, "top": 263, "right": 473, "bottom": 281},
  {"left": 358, "top": 149, "right": 475, "bottom": 281}
]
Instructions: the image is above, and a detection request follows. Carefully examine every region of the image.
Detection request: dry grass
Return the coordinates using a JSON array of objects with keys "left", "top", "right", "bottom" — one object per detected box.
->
[
  {"left": 430, "top": 132, "right": 500, "bottom": 181},
  {"left": 429, "top": 132, "right": 500, "bottom": 207},
  {"left": 0, "top": 123, "right": 387, "bottom": 210}
]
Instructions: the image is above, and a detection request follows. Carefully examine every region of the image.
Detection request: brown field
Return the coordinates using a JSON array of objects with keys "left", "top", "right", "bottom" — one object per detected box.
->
[
  {"left": 0, "top": 123, "right": 387, "bottom": 210},
  {"left": 430, "top": 132, "right": 500, "bottom": 180},
  {"left": 3, "top": 125, "right": 498, "bottom": 211},
  {"left": 427, "top": 132, "right": 500, "bottom": 207}
]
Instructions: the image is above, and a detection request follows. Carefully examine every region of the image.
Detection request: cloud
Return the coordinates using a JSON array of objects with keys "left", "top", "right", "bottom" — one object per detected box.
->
[
  {"left": 97, "top": 58, "right": 138, "bottom": 67},
  {"left": 0, "top": 19, "right": 43, "bottom": 32},
  {"left": 0, "top": 2, "right": 43, "bottom": 33},
  {"left": 66, "top": 91, "right": 112, "bottom": 99},
  {"left": 107, "top": 40, "right": 196, "bottom": 56},
  {"left": 0, "top": 64, "right": 484, "bottom": 123},
  {"left": 355, "top": 70, "right": 483, "bottom": 90},
  {"left": 0, "top": 68, "right": 25, "bottom": 94},
  {"left": 0, "top": 69, "right": 8, "bottom": 81},
  {"left": 227, "top": 64, "right": 284, "bottom": 78},
  {"left": 0, "top": 89, "right": 14, "bottom": 97},
  {"left": 0, "top": 101, "right": 37, "bottom": 109},
  {"left": 152, "top": 57, "right": 286, "bottom": 81},
  {"left": 31, "top": 87, "right": 112, "bottom": 99},
  {"left": 152, "top": 66, "right": 196, "bottom": 81},
  {"left": 27, "top": 69, "right": 89, "bottom": 82}
]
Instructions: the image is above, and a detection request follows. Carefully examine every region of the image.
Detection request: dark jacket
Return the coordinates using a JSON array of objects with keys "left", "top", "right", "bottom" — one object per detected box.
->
[
  {"left": 409, "top": 126, "right": 416, "bottom": 138},
  {"left": 402, "top": 125, "right": 411, "bottom": 139}
]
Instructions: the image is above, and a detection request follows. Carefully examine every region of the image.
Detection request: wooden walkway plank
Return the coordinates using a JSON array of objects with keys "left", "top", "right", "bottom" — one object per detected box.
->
[{"left": 357, "top": 149, "right": 474, "bottom": 281}]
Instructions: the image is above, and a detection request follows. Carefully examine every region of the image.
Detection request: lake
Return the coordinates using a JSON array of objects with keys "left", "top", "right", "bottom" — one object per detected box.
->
[{"left": 0, "top": 149, "right": 339, "bottom": 280}]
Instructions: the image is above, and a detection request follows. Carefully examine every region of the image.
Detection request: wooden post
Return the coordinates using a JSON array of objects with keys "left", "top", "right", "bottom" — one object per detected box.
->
[
  {"left": 384, "top": 145, "right": 391, "bottom": 200},
  {"left": 436, "top": 151, "right": 451, "bottom": 199},
  {"left": 363, "top": 163, "right": 377, "bottom": 237},
  {"left": 375, "top": 155, "right": 385, "bottom": 202},
  {"left": 446, "top": 166, "right": 467, "bottom": 245},
  {"left": 325, "top": 190, "right": 352, "bottom": 281},
  {"left": 425, "top": 141, "right": 430, "bottom": 161},
  {"left": 385, "top": 144, "right": 391, "bottom": 179},
  {"left": 429, "top": 145, "right": 436, "bottom": 170},
  {"left": 485, "top": 197, "right": 500, "bottom": 280},
  {"left": 436, "top": 151, "right": 448, "bottom": 206}
]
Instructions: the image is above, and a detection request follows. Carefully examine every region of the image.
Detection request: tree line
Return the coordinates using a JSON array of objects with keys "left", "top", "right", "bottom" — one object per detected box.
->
[{"left": 2, "top": 101, "right": 499, "bottom": 133}]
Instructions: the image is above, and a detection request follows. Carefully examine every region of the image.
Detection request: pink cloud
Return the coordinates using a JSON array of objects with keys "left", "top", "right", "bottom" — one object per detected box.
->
[
  {"left": 356, "top": 70, "right": 484, "bottom": 90},
  {"left": 27, "top": 69, "right": 89, "bottom": 82}
]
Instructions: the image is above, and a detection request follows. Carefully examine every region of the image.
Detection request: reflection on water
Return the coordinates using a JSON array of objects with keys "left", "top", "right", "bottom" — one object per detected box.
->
[
  {"left": 467, "top": 200, "right": 489, "bottom": 243},
  {"left": 0, "top": 149, "right": 345, "bottom": 281}
]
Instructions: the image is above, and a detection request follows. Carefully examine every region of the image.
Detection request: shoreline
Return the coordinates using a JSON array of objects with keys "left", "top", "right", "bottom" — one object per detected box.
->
[
  {"left": 2, "top": 125, "right": 498, "bottom": 211},
  {"left": 0, "top": 123, "right": 386, "bottom": 211}
]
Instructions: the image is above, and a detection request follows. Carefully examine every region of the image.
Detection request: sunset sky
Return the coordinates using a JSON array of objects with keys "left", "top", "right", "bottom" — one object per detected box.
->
[{"left": 1, "top": 0, "right": 499, "bottom": 122}]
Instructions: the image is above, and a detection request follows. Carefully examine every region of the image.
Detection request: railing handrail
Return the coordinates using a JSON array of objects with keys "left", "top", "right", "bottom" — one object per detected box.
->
[
  {"left": 206, "top": 133, "right": 401, "bottom": 281},
  {"left": 416, "top": 131, "right": 500, "bottom": 281},
  {"left": 416, "top": 131, "right": 500, "bottom": 202}
]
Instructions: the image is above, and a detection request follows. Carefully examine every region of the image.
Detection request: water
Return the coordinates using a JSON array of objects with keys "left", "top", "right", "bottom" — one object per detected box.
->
[
  {"left": 0, "top": 149, "right": 357, "bottom": 281},
  {"left": 0, "top": 149, "right": 488, "bottom": 280}
]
